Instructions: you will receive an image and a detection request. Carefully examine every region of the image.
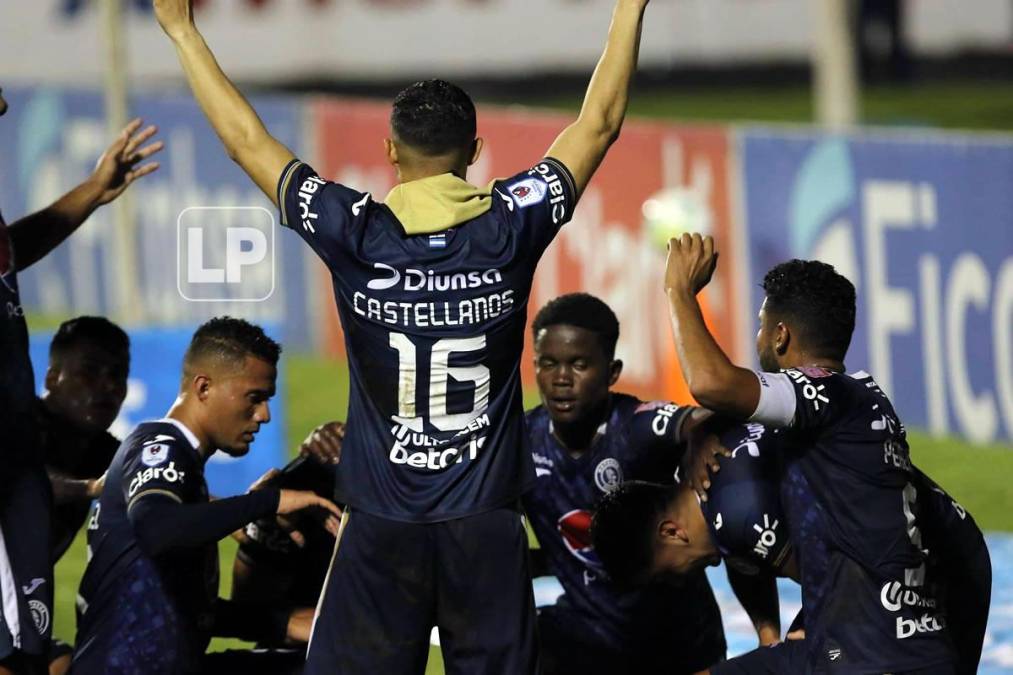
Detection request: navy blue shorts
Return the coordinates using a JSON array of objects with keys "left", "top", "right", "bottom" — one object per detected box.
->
[{"left": 304, "top": 506, "right": 537, "bottom": 675}]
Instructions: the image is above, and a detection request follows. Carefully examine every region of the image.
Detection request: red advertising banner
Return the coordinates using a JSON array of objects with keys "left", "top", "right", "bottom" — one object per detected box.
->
[{"left": 309, "top": 98, "right": 740, "bottom": 405}]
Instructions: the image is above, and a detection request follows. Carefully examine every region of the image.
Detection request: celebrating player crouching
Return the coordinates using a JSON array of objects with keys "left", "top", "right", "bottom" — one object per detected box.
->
[{"left": 154, "top": 0, "right": 651, "bottom": 672}]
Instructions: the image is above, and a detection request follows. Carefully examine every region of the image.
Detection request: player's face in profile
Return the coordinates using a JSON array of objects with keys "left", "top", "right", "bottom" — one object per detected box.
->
[
  {"left": 206, "top": 356, "right": 276, "bottom": 457},
  {"left": 0, "top": 86, "right": 7, "bottom": 117},
  {"left": 534, "top": 324, "right": 616, "bottom": 427},
  {"left": 756, "top": 299, "right": 781, "bottom": 372},
  {"left": 46, "top": 341, "right": 129, "bottom": 433}
]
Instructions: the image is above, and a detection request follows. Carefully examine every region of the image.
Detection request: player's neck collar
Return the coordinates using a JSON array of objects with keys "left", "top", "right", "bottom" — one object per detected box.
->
[{"left": 158, "top": 417, "right": 201, "bottom": 451}]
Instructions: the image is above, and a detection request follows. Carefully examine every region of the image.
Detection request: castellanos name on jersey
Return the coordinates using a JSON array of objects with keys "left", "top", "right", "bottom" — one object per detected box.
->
[{"left": 279, "top": 158, "right": 576, "bottom": 522}]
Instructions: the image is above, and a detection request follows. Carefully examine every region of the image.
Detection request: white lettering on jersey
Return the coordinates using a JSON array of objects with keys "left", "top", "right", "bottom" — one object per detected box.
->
[
  {"left": 127, "top": 461, "right": 186, "bottom": 498},
  {"left": 650, "top": 404, "right": 681, "bottom": 437},
  {"left": 297, "top": 176, "right": 326, "bottom": 234},
  {"left": 752, "top": 514, "right": 779, "bottom": 559},
  {"left": 366, "top": 264, "right": 503, "bottom": 294},
  {"left": 529, "top": 163, "right": 568, "bottom": 224}
]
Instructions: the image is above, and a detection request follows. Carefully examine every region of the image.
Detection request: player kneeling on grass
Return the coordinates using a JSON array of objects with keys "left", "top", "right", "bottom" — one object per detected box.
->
[
  {"left": 661, "top": 238, "right": 991, "bottom": 674},
  {"left": 523, "top": 293, "right": 726, "bottom": 674},
  {"left": 592, "top": 421, "right": 991, "bottom": 674},
  {"left": 70, "top": 317, "right": 341, "bottom": 675}
]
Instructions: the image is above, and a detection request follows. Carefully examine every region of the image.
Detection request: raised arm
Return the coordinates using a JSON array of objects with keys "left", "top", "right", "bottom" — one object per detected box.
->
[
  {"left": 154, "top": 0, "right": 294, "bottom": 203},
  {"left": 545, "top": 0, "right": 649, "bottom": 198},
  {"left": 8, "top": 119, "right": 162, "bottom": 271},
  {"left": 664, "top": 233, "right": 761, "bottom": 419}
]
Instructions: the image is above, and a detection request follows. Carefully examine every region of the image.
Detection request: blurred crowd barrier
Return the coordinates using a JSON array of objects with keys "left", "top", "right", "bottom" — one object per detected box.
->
[
  {"left": 0, "top": 0, "right": 1010, "bottom": 84},
  {"left": 1, "top": 86, "right": 1010, "bottom": 445}
]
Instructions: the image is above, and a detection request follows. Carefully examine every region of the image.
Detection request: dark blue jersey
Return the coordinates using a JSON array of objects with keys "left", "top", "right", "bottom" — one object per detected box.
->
[
  {"left": 0, "top": 212, "right": 37, "bottom": 469},
  {"left": 0, "top": 212, "right": 53, "bottom": 660},
  {"left": 278, "top": 159, "right": 576, "bottom": 522},
  {"left": 74, "top": 420, "right": 216, "bottom": 674},
  {"left": 761, "top": 368, "right": 954, "bottom": 672},
  {"left": 700, "top": 423, "right": 791, "bottom": 577},
  {"left": 524, "top": 395, "right": 724, "bottom": 651}
]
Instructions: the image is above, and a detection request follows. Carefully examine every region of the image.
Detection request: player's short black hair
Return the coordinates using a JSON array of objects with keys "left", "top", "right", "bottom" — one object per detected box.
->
[
  {"left": 390, "top": 79, "right": 477, "bottom": 156},
  {"left": 531, "top": 293, "right": 621, "bottom": 359},
  {"left": 591, "top": 481, "right": 673, "bottom": 587},
  {"left": 49, "top": 316, "right": 130, "bottom": 365},
  {"left": 183, "top": 316, "right": 281, "bottom": 377},
  {"left": 761, "top": 259, "right": 856, "bottom": 361}
]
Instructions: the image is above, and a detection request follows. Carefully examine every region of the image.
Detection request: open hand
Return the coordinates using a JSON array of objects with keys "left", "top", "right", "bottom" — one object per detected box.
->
[
  {"left": 89, "top": 118, "right": 163, "bottom": 206},
  {"left": 665, "top": 233, "right": 718, "bottom": 296},
  {"left": 277, "top": 490, "right": 342, "bottom": 541}
]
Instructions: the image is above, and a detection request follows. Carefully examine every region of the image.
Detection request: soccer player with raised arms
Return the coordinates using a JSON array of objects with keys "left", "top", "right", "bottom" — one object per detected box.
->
[{"left": 153, "top": 0, "right": 651, "bottom": 671}]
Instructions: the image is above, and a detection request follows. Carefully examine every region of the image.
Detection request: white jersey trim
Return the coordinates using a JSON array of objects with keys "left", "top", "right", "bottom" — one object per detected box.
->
[
  {"left": 748, "top": 371, "right": 798, "bottom": 428},
  {"left": 157, "top": 418, "right": 201, "bottom": 451}
]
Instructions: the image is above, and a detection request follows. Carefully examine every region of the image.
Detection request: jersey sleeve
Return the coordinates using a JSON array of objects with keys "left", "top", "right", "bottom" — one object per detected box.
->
[
  {"left": 749, "top": 367, "right": 844, "bottom": 432},
  {"left": 276, "top": 159, "right": 372, "bottom": 268},
  {"left": 627, "top": 401, "right": 693, "bottom": 464},
  {"left": 121, "top": 438, "right": 199, "bottom": 512},
  {"left": 490, "top": 157, "right": 577, "bottom": 259}
]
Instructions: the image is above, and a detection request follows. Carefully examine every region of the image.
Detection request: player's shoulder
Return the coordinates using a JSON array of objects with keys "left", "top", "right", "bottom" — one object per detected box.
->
[
  {"left": 278, "top": 159, "right": 374, "bottom": 230},
  {"left": 121, "top": 420, "right": 199, "bottom": 469},
  {"left": 491, "top": 158, "right": 575, "bottom": 221}
]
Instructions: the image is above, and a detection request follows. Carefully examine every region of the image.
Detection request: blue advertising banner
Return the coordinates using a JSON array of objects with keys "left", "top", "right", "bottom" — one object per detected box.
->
[
  {"left": 29, "top": 325, "right": 287, "bottom": 496},
  {"left": 0, "top": 86, "right": 317, "bottom": 351},
  {"left": 740, "top": 129, "right": 1013, "bottom": 443}
]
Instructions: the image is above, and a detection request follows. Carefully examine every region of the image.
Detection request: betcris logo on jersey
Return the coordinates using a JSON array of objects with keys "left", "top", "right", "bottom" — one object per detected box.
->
[{"left": 388, "top": 415, "right": 491, "bottom": 471}]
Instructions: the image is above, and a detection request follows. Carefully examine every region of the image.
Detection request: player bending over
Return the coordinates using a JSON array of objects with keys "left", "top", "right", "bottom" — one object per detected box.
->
[
  {"left": 662, "top": 238, "right": 988, "bottom": 673},
  {"left": 155, "top": 0, "right": 652, "bottom": 671},
  {"left": 592, "top": 421, "right": 991, "bottom": 674},
  {"left": 523, "top": 293, "right": 726, "bottom": 674},
  {"left": 71, "top": 317, "right": 341, "bottom": 674}
]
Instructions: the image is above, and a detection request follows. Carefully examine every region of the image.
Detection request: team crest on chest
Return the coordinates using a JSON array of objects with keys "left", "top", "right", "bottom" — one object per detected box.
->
[{"left": 593, "top": 457, "right": 622, "bottom": 493}]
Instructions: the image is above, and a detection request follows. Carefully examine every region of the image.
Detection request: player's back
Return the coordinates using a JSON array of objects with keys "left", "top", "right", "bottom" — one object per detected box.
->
[
  {"left": 74, "top": 420, "right": 215, "bottom": 674},
  {"left": 278, "top": 159, "right": 576, "bottom": 522},
  {"left": 775, "top": 368, "right": 953, "bottom": 672}
]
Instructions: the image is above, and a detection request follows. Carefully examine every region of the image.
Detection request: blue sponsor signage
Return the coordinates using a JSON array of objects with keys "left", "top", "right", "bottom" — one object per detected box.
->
[{"left": 741, "top": 130, "right": 1013, "bottom": 443}]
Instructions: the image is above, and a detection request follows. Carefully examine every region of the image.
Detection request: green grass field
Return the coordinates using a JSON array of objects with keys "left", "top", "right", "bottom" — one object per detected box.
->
[{"left": 43, "top": 80, "right": 1013, "bottom": 672}]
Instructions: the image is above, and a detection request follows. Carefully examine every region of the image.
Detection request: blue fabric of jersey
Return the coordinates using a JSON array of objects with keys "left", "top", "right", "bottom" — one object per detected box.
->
[
  {"left": 74, "top": 422, "right": 216, "bottom": 674},
  {"left": 778, "top": 368, "right": 955, "bottom": 673},
  {"left": 523, "top": 394, "right": 725, "bottom": 652},
  {"left": 278, "top": 159, "right": 577, "bottom": 523}
]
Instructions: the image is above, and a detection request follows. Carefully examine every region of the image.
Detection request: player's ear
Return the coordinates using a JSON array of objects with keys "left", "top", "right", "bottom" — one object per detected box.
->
[
  {"left": 384, "top": 138, "right": 398, "bottom": 168},
  {"left": 607, "top": 359, "right": 623, "bottom": 387},
  {"left": 44, "top": 365, "right": 60, "bottom": 392},
  {"left": 469, "top": 137, "right": 484, "bottom": 166},
  {"left": 194, "top": 374, "right": 212, "bottom": 402},
  {"left": 658, "top": 518, "right": 687, "bottom": 545},
  {"left": 775, "top": 322, "right": 790, "bottom": 356}
]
